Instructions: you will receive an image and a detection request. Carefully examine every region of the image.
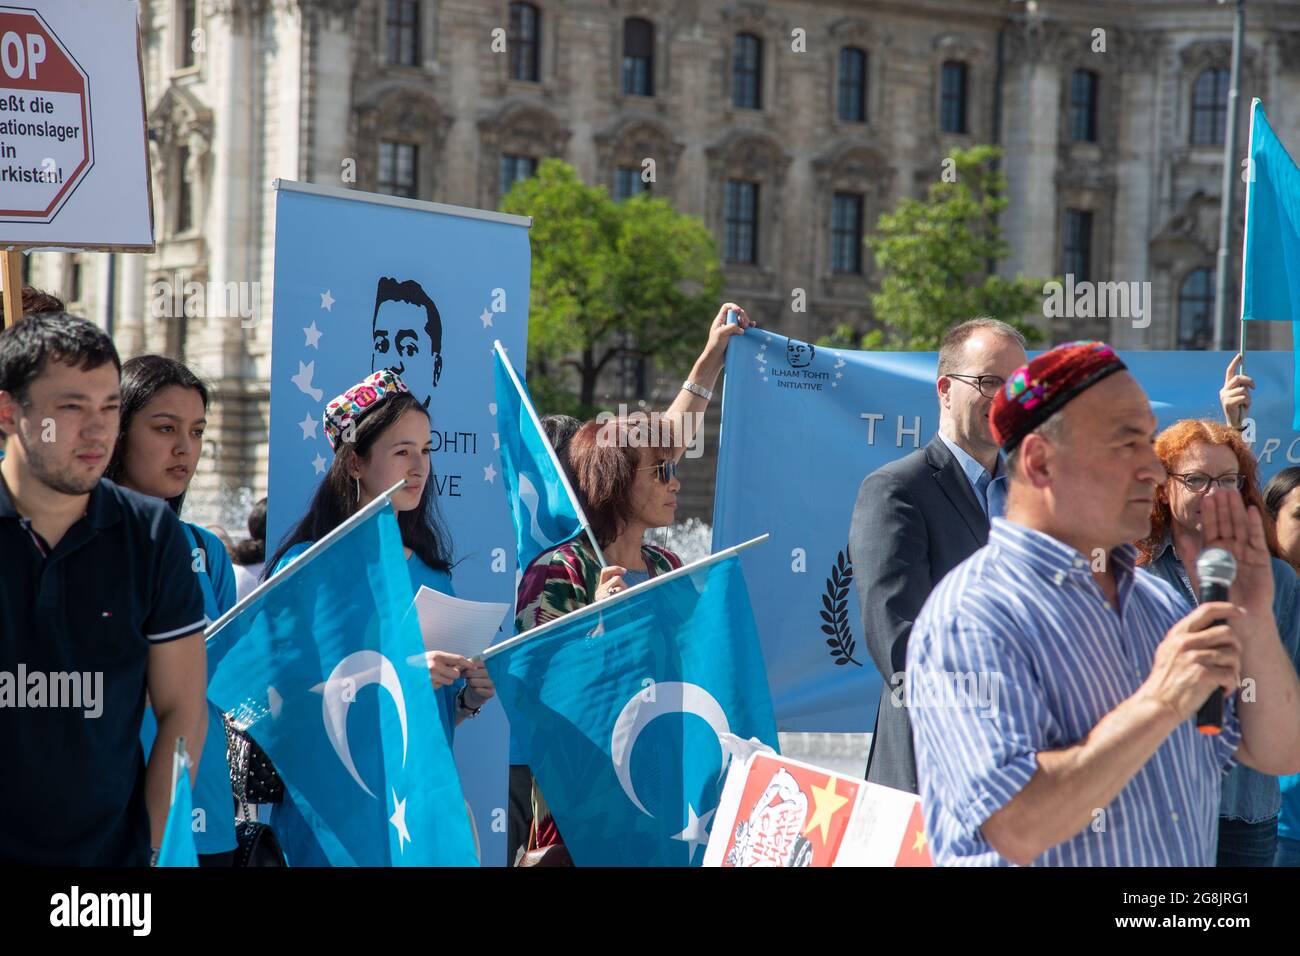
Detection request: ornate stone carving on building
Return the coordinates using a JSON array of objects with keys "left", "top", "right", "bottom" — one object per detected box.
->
[
  {"left": 812, "top": 141, "right": 893, "bottom": 295},
  {"left": 705, "top": 129, "right": 790, "bottom": 294},
  {"left": 147, "top": 84, "right": 213, "bottom": 235},
  {"left": 1111, "top": 28, "right": 1167, "bottom": 72},
  {"left": 476, "top": 100, "right": 572, "bottom": 208},
  {"left": 594, "top": 117, "right": 684, "bottom": 199},
  {"left": 354, "top": 84, "right": 453, "bottom": 200}
]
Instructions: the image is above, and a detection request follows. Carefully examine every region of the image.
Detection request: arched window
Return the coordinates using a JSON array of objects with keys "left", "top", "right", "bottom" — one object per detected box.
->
[
  {"left": 378, "top": 141, "right": 418, "bottom": 198},
  {"left": 385, "top": 0, "right": 421, "bottom": 67},
  {"left": 732, "top": 33, "right": 762, "bottom": 109},
  {"left": 622, "top": 18, "right": 654, "bottom": 96},
  {"left": 1070, "top": 69, "right": 1098, "bottom": 142},
  {"left": 1191, "top": 68, "right": 1230, "bottom": 145},
  {"left": 1178, "top": 268, "right": 1216, "bottom": 349},
  {"left": 940, "top": 60, "right": 968, "bottom": 134},
  {"left": 838, "top": 47, "right": 867, "bottom": 122},
  {"left": 725, "top": 180, "right": 759, "bottom": 263},
  {"left": 831, "top": 192, "right": 864, "bottom": 273},
  {"left": 509, "top": 2, "right": 540, "bottom": 82},
  {"left": 1061, "top": 209, "right": 1092, "bottom": 282}
]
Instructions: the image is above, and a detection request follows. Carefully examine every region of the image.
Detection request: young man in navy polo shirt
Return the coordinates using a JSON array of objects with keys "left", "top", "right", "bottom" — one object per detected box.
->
[{"left": 0, "top": 313, "right": 209, "bottom": 865}]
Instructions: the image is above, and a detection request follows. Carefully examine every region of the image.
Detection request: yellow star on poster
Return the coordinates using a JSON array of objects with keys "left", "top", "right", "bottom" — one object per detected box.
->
[
  {"left": 912, "top": 828, "right": 927, "bottom": 854},
  {"left": 803, "top": 775, "right": 851, "bottom": 844}
]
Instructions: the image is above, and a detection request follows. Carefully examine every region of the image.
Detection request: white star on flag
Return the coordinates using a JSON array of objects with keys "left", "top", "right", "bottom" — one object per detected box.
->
[
  {"left": 312, "top": 453, "right": 327, "bottom": 474},
  {"left": 480, "top": 309, "right": 493, "bottom": 328},
  {"left": 484, "top": 463, "right": 497, "bottom": 483},
  {"left": 757, "top": 354, "right": 766, "bottom": 364},
  {"left": 320, "top": 290, "right": 335, "bottom": 311},
  {"left": 303, "top": 321, "right": 323, "bottom": 348},
  {"left": 298, "top": 413, "right": 318, "bottom": 440},
  {"left": 389, "top": 790, "right": 411, "bottom": 854},
  {"left": 835, "top": 371, "right": 843, "bottom": 379},
  {"left": 670, "top": 804, "right": 715, "bottom": 860}
]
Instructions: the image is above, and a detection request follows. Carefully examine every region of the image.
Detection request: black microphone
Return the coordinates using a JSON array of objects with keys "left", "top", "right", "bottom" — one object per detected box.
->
[{"left": 1194, "top": 547, "right": 1238, "bottom": 735}]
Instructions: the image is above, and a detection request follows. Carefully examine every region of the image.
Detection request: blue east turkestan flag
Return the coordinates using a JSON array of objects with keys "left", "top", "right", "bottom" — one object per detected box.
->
[
  {"left": 157, "top": 747, "right": 198, "bottom": 868},
  {"left": 1241, "top": 99, "right": 1300, "bottom": 426},
  {"left": 484, "top": 548, "right": 779, "bottom": 866},
  {"left": 206, "top": 498, "right": 478, "bottom": 866},
  {"left": 493, "top": 341, "right": 587, "bottom": 576}
]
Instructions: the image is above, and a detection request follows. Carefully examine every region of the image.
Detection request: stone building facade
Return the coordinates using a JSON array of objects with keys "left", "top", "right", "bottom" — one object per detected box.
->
[{"left": 20, "top": 0, "right": 1300, "bottom": 525}]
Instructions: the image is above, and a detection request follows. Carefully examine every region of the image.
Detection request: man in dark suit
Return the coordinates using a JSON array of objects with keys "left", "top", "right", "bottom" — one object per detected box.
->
[{"left": 849, "top": 318, "right": 1028, "bottom": 793}]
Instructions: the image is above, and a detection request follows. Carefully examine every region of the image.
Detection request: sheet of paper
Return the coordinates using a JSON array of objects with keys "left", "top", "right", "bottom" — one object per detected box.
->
[{"left": 411, "top": 586, "right": 510, "bottom": 660}]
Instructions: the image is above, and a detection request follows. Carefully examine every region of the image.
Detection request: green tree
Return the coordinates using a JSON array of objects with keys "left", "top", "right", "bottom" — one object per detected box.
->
[
  {"left": 824, "top": 145, "right": 1049, "bottom": 351},
  {"left": 500, "top": 159, "right": 723, "bottom": 416}
]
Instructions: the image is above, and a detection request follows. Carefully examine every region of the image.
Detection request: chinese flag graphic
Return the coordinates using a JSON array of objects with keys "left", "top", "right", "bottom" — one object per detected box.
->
[{"left": 893, "top": 800, "right": 933, "bottom": 867}]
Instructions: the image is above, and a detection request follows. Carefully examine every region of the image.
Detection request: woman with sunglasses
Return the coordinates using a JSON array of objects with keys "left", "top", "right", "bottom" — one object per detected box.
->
[
  {"left": 1136, "top": 419, "right": 1300, "bottom": 867},
  {"left": 512, "top": 303, "right": 752, "bottom": 863}
]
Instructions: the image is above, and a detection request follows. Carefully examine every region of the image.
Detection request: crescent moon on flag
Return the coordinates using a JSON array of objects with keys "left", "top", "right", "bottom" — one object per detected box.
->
[
  {"left": 311, "top": 650, "right": 409, "bottom": 799},
  {"left": 517, "top": 471, "right": 549, "bottom": 545},
  {"left": 609, "top": 681, "right": 731, "bottom": 818}
]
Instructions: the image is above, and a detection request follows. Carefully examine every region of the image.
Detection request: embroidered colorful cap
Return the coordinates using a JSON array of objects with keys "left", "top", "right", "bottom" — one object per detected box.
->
[
  {"left": 990, "top": 340, "right": 1127, "bottom": 452},
  {"left": 323, "top": 367, "right": 410, "bottom": 450}
]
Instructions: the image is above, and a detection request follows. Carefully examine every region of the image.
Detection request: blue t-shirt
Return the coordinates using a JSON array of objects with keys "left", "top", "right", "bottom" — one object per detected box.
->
[{"left": 140, "top": 522, "right": 239, "bottom": 855}]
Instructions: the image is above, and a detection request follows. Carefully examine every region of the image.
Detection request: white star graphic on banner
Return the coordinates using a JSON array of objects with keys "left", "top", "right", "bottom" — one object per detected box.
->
[
  {"left": 480, "top": 309, "right": 493, "bottom": 328},
  {"left": 492, "top": 432, "right": 500, "bottom": 450},
  {"left": 484, "top": 463, "right": 497, "bottom": 483},
  {"left": 304, "top": 321, "right": 323, "bottom": 348},
  {"left": 488, "top": 403, "right": 497, "bottom": 416},
  {"left": 835, "top": 371, "right": 843, "bottom": 379},
  {"left": 757, "top": 354, "right": 767, "bottom": 364},
  {"left": 670, "top": 804, "right": 715, "bottom": 860},
  {"left": 389, "top": 790, "right": 411, "bottom": 853},
  {"left": 298, "top": 413, "right": 318, "bottom": 440},
  {"left": 312, "top": 453, "right": 327, "bottom": 474},
  {"left": 320, "top": 290, "right": 335, "bottom": 311}
]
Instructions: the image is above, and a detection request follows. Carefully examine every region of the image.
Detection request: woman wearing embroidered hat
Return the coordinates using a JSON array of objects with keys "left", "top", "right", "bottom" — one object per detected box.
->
[{"left": 266, "top": 367, "right": 495, "bottom": 739}]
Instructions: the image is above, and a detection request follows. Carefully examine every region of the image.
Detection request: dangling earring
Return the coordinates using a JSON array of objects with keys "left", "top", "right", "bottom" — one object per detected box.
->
[{"left": 355, "top": 477, "right": 361, "bottom": 502}]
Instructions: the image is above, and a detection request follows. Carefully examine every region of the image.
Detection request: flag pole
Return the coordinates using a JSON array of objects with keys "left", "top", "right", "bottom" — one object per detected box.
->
[
  {"left": 493, "top": 339, "right": 609, "bottom": 568},
  {"left": 206, "top": 479, "right": 407, "bottom": 640},
  {"left": 171, "top": 736, "right": 187, "bottom": 796},
  {"left": 1237, "top": 96, "right": 1262, "bottom": 379},
  {"left": 481, "top": 533, "right": 770, "bottom": 661},
  {"left": 1213, "top": 0, "right": 1246, "bottom": 352}
]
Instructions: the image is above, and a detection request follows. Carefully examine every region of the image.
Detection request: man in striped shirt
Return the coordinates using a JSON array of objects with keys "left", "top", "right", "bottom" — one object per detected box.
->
[{"left": 908, "top": 341, "right": 1300, "bottom": 865}]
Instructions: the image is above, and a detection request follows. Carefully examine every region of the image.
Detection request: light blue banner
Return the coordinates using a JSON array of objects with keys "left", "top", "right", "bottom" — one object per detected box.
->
[
  {"left": 485, "top": 551, "right": 778, "bottom": 865},
  {"left": 713, "top": 328, "right": 1298, "bottom": 732},
  {"left": 267, "top": 185, "right": 530, "bottom": 864}
]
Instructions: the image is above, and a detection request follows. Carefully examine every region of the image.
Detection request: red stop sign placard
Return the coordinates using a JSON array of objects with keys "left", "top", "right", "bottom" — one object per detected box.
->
[{"left": 0, "top": 7, "right": 93, "bottom": 221}]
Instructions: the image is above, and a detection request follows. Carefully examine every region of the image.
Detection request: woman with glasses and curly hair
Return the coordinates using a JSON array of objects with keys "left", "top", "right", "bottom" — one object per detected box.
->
[{"left": 1136, "top": 418, "right": 1300, "bottom": 867}]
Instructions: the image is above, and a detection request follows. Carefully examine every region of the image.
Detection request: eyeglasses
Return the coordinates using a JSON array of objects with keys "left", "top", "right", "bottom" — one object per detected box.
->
[
  {"left": 638, "top": 460, "right": 679, "bottom": 484},
  {"left": 946, "top": 373, "right": 1007, "bottom": 399},
  {"left": 1168, "top": 472, "right": 1247, "bottom": 495}
]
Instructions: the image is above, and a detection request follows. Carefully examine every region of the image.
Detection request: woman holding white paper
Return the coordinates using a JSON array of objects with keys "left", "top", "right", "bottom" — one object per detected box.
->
[{"left": 267, "top": 368, "right": 495, "bottom": 740}]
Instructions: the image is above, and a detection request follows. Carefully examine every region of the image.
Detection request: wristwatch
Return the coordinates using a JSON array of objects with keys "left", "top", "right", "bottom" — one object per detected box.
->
[
  {"left": 457, "top": 686, "right": 483, "bottom": 718},
  {"left": 682, "top": 380, "right": 713, "bottom": 401}
]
